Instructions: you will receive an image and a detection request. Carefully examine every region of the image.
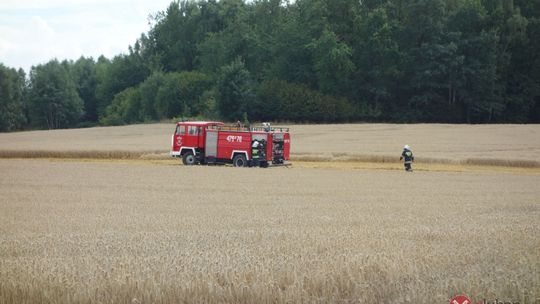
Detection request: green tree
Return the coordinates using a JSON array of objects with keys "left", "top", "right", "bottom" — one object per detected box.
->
[
  {"left": 471, "top": 0, "right": 527, "bottom": 122},
  {"left": 448, "top": 1, "right": 503, "bottom": 122},
  {"left": 71, "top": 57, "right": 99, "bottom": 122},
  {"left": 27, "top": 60, "right": 83, "bottom": 129},
  {"left": 353, "top": 7, "right": 400, "bottom": 120},
  {"left": 100, "top": 87, "right": 141, "bottom": 125},
  {"left": 267, "top": 0, "right": 318, "bottom": 86},
  {"left": 156, "top": 72, "right": 212, "bottom": 118},
  {"left": 197, "top": 0, "right": 263, "bottom": 76},
  {"left": 217, "top": 58, "right": 255, "bottom": 121},
  {"left": 0, "top": 64, "right": 26, "bottom": 131},
  {"left": 147, "top": 1, "right": 200, "bottom": 72},
  {"left": 395, "top": 0, "right": 449, "bottom": 121},
  {"left": 258, "top": 79, "right": 353, "bottom": 122},
  {"left": 489, "top": 0, "right": 538, "bottom": 122},
  {"left": 138, "top": 72, "right": 166, "bottom": 121},
  {"left": 309, "top": 28, "right": 355, "bottom": 96},
  {"left": 95, "top": 47, "right": 150, "bottom": 118}
]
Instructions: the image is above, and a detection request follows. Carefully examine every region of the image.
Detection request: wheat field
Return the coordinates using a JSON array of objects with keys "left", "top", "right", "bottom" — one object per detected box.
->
[
  {"left": 1, "top": 159, "right": 539, "bottom": 304},
  {"left": 0, "top": 124, "right": 539, "bottom": 303},
  {"left": 0, "top": 123, "right": 539, "bottom": 166}
]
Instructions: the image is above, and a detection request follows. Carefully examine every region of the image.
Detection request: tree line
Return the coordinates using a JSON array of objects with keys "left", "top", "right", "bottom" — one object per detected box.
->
[{"left": 1, "top": 0, "right": 539, "bottom": 132}]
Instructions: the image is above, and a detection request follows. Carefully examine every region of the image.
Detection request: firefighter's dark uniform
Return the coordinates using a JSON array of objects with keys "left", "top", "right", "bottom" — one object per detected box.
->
[
  {"left": 400, "top": 148, "right": 414, "bottom": 172},
  {"left": 251, "top": 141, "right": 260, "bottom": 167}
]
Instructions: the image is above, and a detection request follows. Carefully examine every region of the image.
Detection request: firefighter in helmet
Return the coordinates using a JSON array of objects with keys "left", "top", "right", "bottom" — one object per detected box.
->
[
  {"left": 400, "top": 145, "right": 414, "bottom": 172},
  {"left": 251, "top": 140, "right": 260, "bottom": 167},
  {"left": 258, "top": 139, "right": 267, "bottom": 167}
]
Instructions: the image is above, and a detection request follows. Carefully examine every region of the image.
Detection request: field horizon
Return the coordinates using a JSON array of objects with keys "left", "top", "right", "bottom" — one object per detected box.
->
[{"left": 0, "top": 123, "right": 539, "bottom": 169}]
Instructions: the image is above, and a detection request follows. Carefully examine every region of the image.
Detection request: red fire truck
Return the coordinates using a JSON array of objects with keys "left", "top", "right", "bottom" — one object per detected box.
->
[{"left": 170, "top": 121, "right": 291, "bottom": 167}]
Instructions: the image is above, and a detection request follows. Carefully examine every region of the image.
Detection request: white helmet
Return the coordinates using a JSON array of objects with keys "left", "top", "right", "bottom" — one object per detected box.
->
[
  {"left": 252, "top": 141, "right": 259, "bottom": 148},
  {"left": 404, "top": 145, "right": 410, "bottom": 150}
]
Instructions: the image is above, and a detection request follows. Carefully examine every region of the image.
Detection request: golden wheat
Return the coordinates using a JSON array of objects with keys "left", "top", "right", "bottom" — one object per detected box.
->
[
  {"left": 1, "top": 123, "right": 539, "bottom": 167},
  {"left": 0, "top": 159, "right": 539, "bottom": 303}
]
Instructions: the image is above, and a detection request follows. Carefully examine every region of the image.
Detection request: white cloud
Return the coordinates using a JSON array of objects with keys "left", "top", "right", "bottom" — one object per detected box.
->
[
  {"left": 0, "top": 0, "right": 131, "bottom": 11},
  {"left": 0, "top": 0, "right": 171, "bottom": 72}
]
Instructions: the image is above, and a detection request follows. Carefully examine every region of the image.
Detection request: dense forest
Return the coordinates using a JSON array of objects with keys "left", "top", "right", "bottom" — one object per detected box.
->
[{"left": 1, "top": 0, "right": 540, "bottom": 131}]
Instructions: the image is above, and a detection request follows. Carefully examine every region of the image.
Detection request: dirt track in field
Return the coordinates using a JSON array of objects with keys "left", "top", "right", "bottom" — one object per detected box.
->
[{"left": 1, "top": 159, "right": 539, "bottom": 303}]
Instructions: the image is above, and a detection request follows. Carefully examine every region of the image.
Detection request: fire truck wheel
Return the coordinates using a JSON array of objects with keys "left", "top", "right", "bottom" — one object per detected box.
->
[
  {"left": 232, "top": 154, "right": 247, "bottom": 167},
  {"left": 182, "top": 152, "right": 196, "bottom": 165}
]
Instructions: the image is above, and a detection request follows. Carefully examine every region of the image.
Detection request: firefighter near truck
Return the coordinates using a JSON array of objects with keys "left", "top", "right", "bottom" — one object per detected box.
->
[{"left": 170, "top": 121, "right": 291, "bottom": 167}]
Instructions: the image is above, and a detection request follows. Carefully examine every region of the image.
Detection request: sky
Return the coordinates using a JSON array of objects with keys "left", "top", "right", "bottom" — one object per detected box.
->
[{"left": 0, "top": 0, "right": 172, "bottom": 72}]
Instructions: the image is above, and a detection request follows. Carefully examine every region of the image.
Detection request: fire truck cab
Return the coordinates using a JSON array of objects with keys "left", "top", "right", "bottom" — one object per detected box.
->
[{"left": 170, "top": 121, "right": 290, "bottom": 167}]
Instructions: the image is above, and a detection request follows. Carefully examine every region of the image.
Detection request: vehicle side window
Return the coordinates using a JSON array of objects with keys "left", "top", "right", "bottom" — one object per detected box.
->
[
  {"left": 176, "top": 125, "right": 185, "bottom": 135},
  {"left": 188, "top": 126, "right": 199, "bottom": 135}
]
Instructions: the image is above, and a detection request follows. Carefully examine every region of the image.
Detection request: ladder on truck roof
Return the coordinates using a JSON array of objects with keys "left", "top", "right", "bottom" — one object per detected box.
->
[
  {"left": 206, "top": 125, "right": 249, "bottom": 132},
  {"left": 250, "top": 126, "right": 289, "bottom": 132},
  {"left": 206, "top": 125, "right": 289, "bottom": 133}
]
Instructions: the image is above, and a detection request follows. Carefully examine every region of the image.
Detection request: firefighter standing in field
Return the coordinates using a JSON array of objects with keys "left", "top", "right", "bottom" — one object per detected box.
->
[{"left": 400, "top": 145, "right": 414, "bottom": 172}]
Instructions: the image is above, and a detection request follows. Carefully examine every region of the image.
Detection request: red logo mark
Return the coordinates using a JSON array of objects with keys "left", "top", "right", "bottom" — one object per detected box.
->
[{"left": 451, "top": 295, "right": 472, "bottom": 304}]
